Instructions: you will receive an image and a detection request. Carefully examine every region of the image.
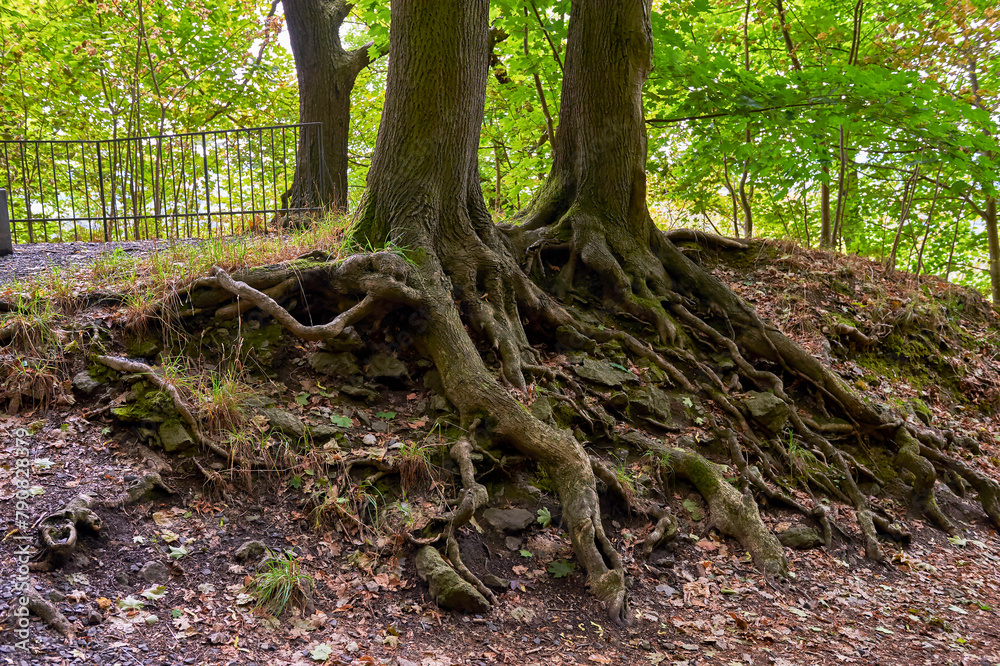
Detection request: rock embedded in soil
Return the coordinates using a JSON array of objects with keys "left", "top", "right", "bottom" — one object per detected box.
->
[
  {"left": 574, "top": 358, "right": 636, "bottom": 387},
  {"left": 309, "top": 351, "right": 361, "bottom": 377},
  {"left": 158, "top": 419, "right": 194, "bottom": 453},
  {"left": 744, "top": 391, "right": 790, "bottom": 433},
  {"left": 366, "top": 353, "right": 407, "bottom": 379},
  {"left": 233, "top": 540, "right": 269, "bottom": 562},
  {"left": 483, "top": 507, "right": 535, "bottom": 533},
  {"left": 339, "top": 384, "right": 379, "bottom": 402},
  {"left": 629, "top": 385, "right": 673, "bottom": 421},
  {"left": 260, "top": 407, "right": 307, "bottom": 439},
  {"left": 139, "top": 561, "right": 170, "bottom": 584},
  {"left": 415, "top": 546, "right": 490, "bottom": 614},
  {"left": 776, "top": 525, "right": 824, "bottom": 550},
  {"left": 72, "top": 370, "right": 103, "bottom": 395}
]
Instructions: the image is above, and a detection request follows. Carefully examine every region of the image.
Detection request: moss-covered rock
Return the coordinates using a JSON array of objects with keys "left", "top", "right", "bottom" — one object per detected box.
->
[
  {"left": 111, "top": 381, "right": 176, "bottom": 424},
  {"left": 628, "top": 385, "right": 672, "bottom": 422},
  {"left": 777, "top": 525, "right": 824, "bottom": 550},
  {"left": 744, "top": 391, "right": 790, "bottom": 433},
  {"left": 158, "top": 419, "right": 195, "bottom": 453},
  {"left": 309, "top": 351, "right": 361, "bottom": 377},
  {"left": 574, "top": 358, "right": 636, "bottom": 387}
]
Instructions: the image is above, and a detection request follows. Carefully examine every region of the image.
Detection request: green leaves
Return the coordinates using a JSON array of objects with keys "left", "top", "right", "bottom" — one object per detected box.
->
[
  {"left": 536, "top": 507, "right": 552, "bottom": 528},
  {"left": 547, "top": 559, "right": 576, "bottom": 578}
]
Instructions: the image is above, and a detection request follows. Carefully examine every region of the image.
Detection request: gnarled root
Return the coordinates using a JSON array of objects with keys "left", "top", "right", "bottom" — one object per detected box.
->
[
  {"left": 204, "top": 252, "right": 631, "bottom": 623},
  {"left": 445, "top": 438, "right": 496, "bottom": 605},
  {"left": 635, "top": 434, "right": 788, "bottom": 577},
  {"left": 35, "top": 494, "right": 101, "bottom": 569},
  {"left": 895, "top": 428, "right": 957, "bottom": 535},
  {"left": 96, "top": 355, "right": 239, "bottom": 465},
  {"left": 504, "top": 213, "right": 679, "bottom": 344},
  {"left": 24, "top": 588, "right": 75, "bottom": 639}
]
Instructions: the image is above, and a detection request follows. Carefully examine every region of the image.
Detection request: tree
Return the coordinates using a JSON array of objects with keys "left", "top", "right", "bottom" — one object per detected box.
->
[
  {"left": 281, "top": 0, "right": 380, "bottom": 213},
  {"left": 201, "top": 0, "right": 1000, "bottom": 624}
]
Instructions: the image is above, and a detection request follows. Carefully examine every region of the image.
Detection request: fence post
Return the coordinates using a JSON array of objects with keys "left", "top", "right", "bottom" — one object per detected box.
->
[
  {"left": 201, "top": 133, "right": 212, "bottom": 237},
  {"left": 0, "top": 189, "right": 11, "bottom": 256},
  {"left": 96, "top": 141, "right": 110, "bottom": 242}
]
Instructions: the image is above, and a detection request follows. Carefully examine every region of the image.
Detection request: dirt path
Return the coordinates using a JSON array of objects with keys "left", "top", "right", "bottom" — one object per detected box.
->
[{"left": 0, "top": 240, "right": 204, "bottom": 285}]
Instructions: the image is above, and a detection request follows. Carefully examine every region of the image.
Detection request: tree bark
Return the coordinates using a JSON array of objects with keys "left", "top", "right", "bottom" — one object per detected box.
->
[
  {"left": 352, "top": 0, "right": 629, "bottom": 621},
  {"left": 283, "top": 0, "right": 372, "bottom": 213},
  {"left": 985, "top": 195, "right": 1000, "bottom": 304},
  {"left": 505, "top": 0, "right": 681, "bottom": 341}
]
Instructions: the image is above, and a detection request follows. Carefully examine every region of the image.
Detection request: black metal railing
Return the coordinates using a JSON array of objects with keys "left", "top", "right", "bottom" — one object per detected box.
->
[{"left": 0, "top": 123, "right": 325, "bottom": 244}]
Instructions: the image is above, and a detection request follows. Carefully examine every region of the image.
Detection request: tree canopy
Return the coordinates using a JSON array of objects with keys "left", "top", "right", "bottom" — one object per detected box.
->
[{"left": 4, "top": 0, "right": 999, "bottom": 298}]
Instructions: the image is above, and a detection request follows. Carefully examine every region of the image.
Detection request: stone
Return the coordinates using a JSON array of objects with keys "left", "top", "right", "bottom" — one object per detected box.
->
[
  {"left": 777, "top": 526, "right": 824, "bottom": 550},
  {"left": 139, "top": 560, "right": 169, "bottom": 584},
  {"left": 72, "top": 370, "right": 103, "bottom": 395},
  {"left": 309, "top": 425, "right": 342, "bottom": 442},
  {"left": 83, "top": 607, "right": 103, "bottom": 626},
  {"left": 745, "top": 391, "right": 790, "bottom": 433},
  {"left": 574, "top": 358, "right": 636, "bottom": 387},
  {"left": 415, "top": 546, "right": 490, "bottom": 613},
  {"left": 430, "top": 395, "right": 452, "bottom": 412},
  {"left": 528, "top": 395, "right": 554, "bottom": 423},
  {"left": 367, "top": 354, "right": 408, "bottom": 379},
  {"left": 261, "top": 407, "right": 306, "bottom": 439},
  {"left": 308, "top": 351, "right": 361, "bottom": 377},
  {"left": 233, "top": 540, "right": 269, "bottom": 562},
  {"left": 339, "top": 384, "right": 379, "bottom": 402},
  {"left": 158, "top": 420, "right": 195, "bottom": 453},
  {"left": 423, "top": 369, "right": 445, "bottom": 395},
  {"left": 362, "top": 434, "right": 378, "bottom": 446},
  {"left": 482, "top": 507, "right": 535, "bottom": 533},
  {"left": 555, "top": 325, "right": 597, "bottom": 353},
  {"left": 629, "top": 386, "right": 673, "bottom": 422}
]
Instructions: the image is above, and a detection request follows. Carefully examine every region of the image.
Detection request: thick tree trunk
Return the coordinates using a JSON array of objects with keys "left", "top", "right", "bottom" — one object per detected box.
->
[
  {"left": 353, "top": 0, "right": 629, "bottom": 621},
  {"left": 283, "top": 0, "right": 371, "bottom": 213},
  {"left": 505, "top": 0, "right": 682, "bottom": 341}
]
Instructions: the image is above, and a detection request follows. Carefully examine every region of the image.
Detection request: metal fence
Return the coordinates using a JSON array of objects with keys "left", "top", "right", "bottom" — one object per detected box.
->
[{"left": 0, "top": 123, "right": 325, "bottom": 244}]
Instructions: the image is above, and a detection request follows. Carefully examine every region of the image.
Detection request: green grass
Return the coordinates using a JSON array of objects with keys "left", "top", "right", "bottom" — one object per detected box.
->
[{"left": 244, "top": 551, "right": 312, "bottom": 616}]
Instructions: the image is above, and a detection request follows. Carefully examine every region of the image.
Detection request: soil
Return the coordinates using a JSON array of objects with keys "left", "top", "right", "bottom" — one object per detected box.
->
[{"left": 2, "top": 240, "right": 1000, "bottom": 666}]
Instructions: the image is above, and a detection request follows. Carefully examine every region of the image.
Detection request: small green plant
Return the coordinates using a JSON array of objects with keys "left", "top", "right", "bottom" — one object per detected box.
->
[
  {"left": 612, "top": 458, "right": 638, "bottom": 501},
  {"left": 536, "top": 507, "right": 552, "bottom": 528},
  {"left": 397, "top": 440, "right": 435, "bottom": 492},
  {"left": 245, "top": 552, "right": 313, "bottom": 616}
]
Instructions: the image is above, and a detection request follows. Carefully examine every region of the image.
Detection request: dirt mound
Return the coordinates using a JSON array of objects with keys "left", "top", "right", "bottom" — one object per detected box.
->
[{"left": 2, "top": 239, "right": 1000, "bottom": 665}]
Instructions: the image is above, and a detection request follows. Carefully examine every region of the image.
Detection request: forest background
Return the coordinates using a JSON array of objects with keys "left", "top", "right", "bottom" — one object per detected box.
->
[{"left": 1, "top": 0, "right": 999, "bottom": 298}]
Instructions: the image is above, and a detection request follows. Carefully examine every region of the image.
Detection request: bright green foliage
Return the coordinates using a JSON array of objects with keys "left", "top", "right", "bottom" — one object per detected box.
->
[
  {"left": 5, "top": 0, "right": 1000, "bottom": 296},
  {"left": 0, "top": 0, "right": 297, "bottom": 140}
]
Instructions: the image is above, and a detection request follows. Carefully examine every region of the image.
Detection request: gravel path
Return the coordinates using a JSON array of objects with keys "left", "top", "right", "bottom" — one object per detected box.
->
[{"left": 0, "top": 239, "right": 204, "bottom": 285}]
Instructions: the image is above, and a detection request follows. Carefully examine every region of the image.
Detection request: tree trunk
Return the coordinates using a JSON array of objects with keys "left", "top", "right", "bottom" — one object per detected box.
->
[
  {"left": 353, "top": 0, "right": 629, "bottom": 621},
  {"left": 505, "top": 0, "right": 681, "bottom": 341},
  {"left": 819, "top": 171, "right": 832, "bottom": 248},
  {"left": 985, "top": 195, "right": 1000, "bottom": 304},
  {"left": 282, "top": 0, "right": 372, "bottom": 214}
]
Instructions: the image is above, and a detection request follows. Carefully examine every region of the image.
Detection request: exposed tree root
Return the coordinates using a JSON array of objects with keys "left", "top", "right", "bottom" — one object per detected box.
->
[
  {"left": 445, "top": 437, "right": 496, "bottom": 605},
  {"left": 634, "top": 434, "right": 788, "bottom": 576},
  {"left": 33, "top": 494, "right": 101, "bottom": 570},
  {"left": 24, "top": 588, "right": 75, "bottom": 639},
  {"left": 164, "top": 229, "right": 998, "bottom": 622},
  {"left": 96, "top": 355, "right": 246, "bottom": 467},
  {"left": 207, "top": 255, "right": 631, "bottom": 623}
]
